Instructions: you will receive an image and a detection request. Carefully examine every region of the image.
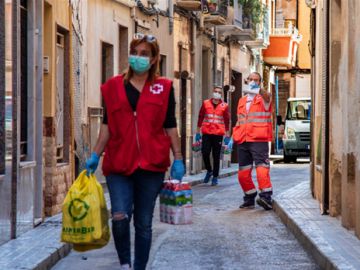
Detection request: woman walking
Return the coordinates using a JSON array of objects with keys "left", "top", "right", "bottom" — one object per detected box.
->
[{"left": 85, "top": 33, "right": 185, "bottom": 270}]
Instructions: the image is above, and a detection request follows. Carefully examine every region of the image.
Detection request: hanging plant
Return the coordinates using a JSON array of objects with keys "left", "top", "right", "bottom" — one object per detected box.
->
[{"left": 238, "top": 0, "right": 264, "bottom": 26}]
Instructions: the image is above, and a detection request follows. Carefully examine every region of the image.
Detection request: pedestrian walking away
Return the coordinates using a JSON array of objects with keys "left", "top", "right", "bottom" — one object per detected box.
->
[
  {"left": 196, "top": 86, "right": 230, "bottom": 186},
  {"left": 85, "top": 33, "right": 185, "bottom": 270},
  {"left": 231, "top": 72, "right": 273, "bottom": 210}
]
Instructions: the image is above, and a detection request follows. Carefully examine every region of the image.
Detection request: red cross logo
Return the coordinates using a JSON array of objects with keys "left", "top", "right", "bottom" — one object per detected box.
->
[{"left": 150, "top": 84, "right": 164, "bottom": 94}]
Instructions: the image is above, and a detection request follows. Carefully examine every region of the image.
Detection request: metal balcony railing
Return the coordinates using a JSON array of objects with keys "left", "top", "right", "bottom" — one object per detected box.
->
[
  {"left": 255, "top": 7, "right": 270, "bottom": 43},
  {"left": 272, "top": 23, "right": 303, "bottom": 42},
  {"left": 233, "top": 1, "right": 253, "bottom": 30}
]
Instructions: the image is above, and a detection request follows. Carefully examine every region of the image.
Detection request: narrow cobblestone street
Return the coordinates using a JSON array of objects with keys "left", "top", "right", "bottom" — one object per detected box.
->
[{"left": 52, "top": 163, "right": 319, "bottom": 270}]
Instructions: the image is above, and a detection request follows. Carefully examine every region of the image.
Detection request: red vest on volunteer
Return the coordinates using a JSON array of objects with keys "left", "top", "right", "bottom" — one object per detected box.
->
[
  {"left": 101, "top": 75, "right": 172, "bottom": 176},
  {"left": 200, "top": 99, "right": 228, "bottom": 136},
  {"left": 232, "top": 94, "right": 272, "bottom": 144}
]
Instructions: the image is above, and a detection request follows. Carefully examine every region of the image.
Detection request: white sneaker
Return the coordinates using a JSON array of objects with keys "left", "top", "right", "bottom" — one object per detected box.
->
[{"left": 120, "top": 264, "right": 131, "bottom": 270}]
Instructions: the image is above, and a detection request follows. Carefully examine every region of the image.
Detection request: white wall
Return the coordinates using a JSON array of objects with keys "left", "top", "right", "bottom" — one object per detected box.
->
[{"left": 295, "top": 73, "right": 311, "bottom": 97}]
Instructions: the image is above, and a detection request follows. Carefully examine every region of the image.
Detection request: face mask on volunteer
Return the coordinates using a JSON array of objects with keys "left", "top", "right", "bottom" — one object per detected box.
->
[
  {"left": 213, "top": 92, "right": 222, "bottom": 100},
  {"left": 248, "top": 80, "right": 259, "bottom": 88},
  {"left": 243, "top": 80, "right": 260, "bottom": 95},
  {"left": 128, "top": 55, "right": 151, "bottom": 74}
]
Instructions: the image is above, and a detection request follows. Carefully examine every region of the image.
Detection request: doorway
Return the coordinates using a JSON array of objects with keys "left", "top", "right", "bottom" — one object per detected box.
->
[{"left": 231, "top": 70, "right": 242, "bottom": 163}]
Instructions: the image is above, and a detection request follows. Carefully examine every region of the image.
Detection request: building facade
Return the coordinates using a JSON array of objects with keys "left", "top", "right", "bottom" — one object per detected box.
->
[
  {"left": 0, "top": 0, "right": 274, "bottom": 245},
  {"left": 310, "top": 0, "right": 360, "bottom": 239},
  {"left": 262, "top": 0, "right": 311, "bottom": 155}
]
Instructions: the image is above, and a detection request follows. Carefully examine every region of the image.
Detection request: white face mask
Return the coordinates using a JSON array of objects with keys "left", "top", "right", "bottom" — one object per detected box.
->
[
  {"left": 213, "top": 92, "right": 222, "bottom": 100},
  {"left": 249, "top": 80, "right": 258, "bottom": 88}
]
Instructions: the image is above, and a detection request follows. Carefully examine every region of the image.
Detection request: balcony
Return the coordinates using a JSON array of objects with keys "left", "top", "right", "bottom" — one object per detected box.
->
[
  {"left": 243, "top": 8, "right": 270, "bottom": 49},
  {"left": 176, "top": 0, "right": 202, "bottom": 11},
  {"left": 216, "top": 1, "right": 255, "bottom": 41},
  {"left": 203, "top": 0, "right": 228, "bottom": 26},
  {"left": 262, "top": 24, "right": 303, "bottom": 67}
]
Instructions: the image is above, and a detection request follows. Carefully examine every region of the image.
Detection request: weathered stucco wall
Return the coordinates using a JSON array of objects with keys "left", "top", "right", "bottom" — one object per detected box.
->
[
  {"left": 297, "top": 0, "right": 311, "bottom": 69},
  {"left": 313, "top": 0, "right": 360, "bottom": 239},
  {"left": 86, "top": 0, "right": 133, "bottom": 108}
]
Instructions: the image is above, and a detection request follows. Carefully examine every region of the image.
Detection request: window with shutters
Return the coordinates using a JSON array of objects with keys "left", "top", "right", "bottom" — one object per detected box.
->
[
  {"left": 160, "top": 55, "right": 167, "bottom": 76},
  {"left": 56, "top": 27, "right": 70, "bottom": 163},
  {"left": 118, "top": 26, "right": 128, "bottom": 74}
]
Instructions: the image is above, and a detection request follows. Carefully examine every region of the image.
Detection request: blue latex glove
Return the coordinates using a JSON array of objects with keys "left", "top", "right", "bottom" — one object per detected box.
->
[
  {"left": 86, "top": 152, "right": 100, "bottom": 175},
  {"left": 227, "top": 138, "right": 234, "bottom": 151},
  {"left": 170, "top": 159, "right": 185, "bottom": 181},
  {"left": 224, "top": 136, "right": 231, "bottom": 145},
  {"left": 195, "top": 133, "right": 202, "bottom": 142}
]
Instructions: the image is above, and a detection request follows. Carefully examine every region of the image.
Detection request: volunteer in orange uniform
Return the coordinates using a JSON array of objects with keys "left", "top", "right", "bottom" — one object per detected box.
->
[
  {"left": 231, "top": 72, "right": 273, "bottom": 210},
  {"left": 196, "top": 86, "right": 230, "bottom": 186}
]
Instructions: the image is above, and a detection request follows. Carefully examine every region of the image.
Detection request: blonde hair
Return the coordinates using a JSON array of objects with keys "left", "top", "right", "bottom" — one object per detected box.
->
[{"left": 123, "top": 36, "right": 160, "bottom": 84}]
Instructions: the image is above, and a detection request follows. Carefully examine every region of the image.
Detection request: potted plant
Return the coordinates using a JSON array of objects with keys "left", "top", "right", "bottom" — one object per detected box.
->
[{"left": 238, "top": 0, "right": 264, "bottom": 29}]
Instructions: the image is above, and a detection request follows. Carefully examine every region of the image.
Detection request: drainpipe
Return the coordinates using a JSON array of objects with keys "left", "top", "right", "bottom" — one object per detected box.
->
[
  {"left": 0, "top": 0, "right": 5, "bottom": 174},
  {"left": 168, "top": 0, "right": 173, "bottom": 35},
  {"left": 321, "top": 0, "right": 330, "bottom": 215},
  {"left": 212, "top": 28, "right": 217, "bottom": 86},
  {"left": 190, "top": 19, "right": 195, "bottom": 173},
  {"left": 296, "top": 0, "right": 299, "bottom": 28},
  {"left": 11, "top": 0, "right": 20, "bottom": 239},
  {"left": 34, "top": 0, "right": 44, "bottom": 223},
  {"left": 275, "top": 75, "right": 279, "bottom": 154}
]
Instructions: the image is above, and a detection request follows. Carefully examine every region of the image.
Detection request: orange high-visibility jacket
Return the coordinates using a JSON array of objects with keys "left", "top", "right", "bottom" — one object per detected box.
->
[
  {"left": 232, "top": 94, "right": 272, "bottom": 143},
  {"left": 200, "top": 99, "right": 228, "bottom": 136}
]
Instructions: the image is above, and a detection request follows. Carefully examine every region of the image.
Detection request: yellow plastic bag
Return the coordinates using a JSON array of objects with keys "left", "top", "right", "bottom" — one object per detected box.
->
[{"left": 61, "top": 170, "right": 110, "bottom": 251}]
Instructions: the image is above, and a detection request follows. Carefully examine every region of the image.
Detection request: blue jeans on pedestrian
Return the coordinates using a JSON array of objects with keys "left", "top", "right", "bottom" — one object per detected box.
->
[{"left": 106, "top": 169, "right": 165, "bottom": 270}]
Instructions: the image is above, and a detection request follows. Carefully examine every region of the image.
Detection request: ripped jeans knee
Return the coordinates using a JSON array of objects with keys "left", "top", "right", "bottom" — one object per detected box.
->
[
  {"left": 111, "top": 211, "right": 131, "bottom": 265},
  {"left": 112, "top": 211, "right": 130, "bottom": 234},
  {"left": 113, "top": 211, "right": 128, "bottom": 221}
]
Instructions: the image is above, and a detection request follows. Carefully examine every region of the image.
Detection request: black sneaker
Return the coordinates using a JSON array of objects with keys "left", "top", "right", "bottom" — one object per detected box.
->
[
  {"left": 256, "top": 197, "right": 273, "bottom": 210},
  {"left": 203, "top": 171, "right": 213, "bottom": 183},
  {"left": 239, "top": 200, "right": 255, "bottom": 209}
]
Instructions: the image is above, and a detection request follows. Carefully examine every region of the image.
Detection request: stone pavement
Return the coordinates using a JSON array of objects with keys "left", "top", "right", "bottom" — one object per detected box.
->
[
  {"left": 273, "top": 181, "right": 360, "bottom": 270},
  {"left": 0, "top": 165, "right": 238, "bottom": 270}
]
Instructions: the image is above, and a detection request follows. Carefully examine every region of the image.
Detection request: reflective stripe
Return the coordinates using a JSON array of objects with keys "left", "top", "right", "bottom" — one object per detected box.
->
[
  {"left": 213, "top": 120, "right": 224, "bottom": 124},
  {"left": 203, "top": 119, "right": 224, "bottom": 124},
  {"left": 204, "top": 114, "right": 223, "bottom": 119},
  {"left": 256, "top": 163, "right": 270, "bottom": 168},
  {"left": 245, "top": 188, "right": 257, "bottom": 195},
  {"left": 246, "top": 118, "right": 271, "bottom": 123},
  {"left": 260, "top": 187, "right": 272, "bottom": 193},
  {"left": 239, "top": 165, "right": 252, "bottom": 171},
  {"left": 237, "top": 114, "right": 246, "bottom": 118},
  {"left": 248, "top": 112, "right": 272, "bottom": 117},
  {"left": 236, "top": 119, "right": 270, "bottom": 126}
]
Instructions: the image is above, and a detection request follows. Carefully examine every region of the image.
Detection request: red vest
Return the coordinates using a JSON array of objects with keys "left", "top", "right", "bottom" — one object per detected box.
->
[
  {"left": 232, "top": 94, "right": 272, "bottom": 144},
  {"left": 201, "top": 99, "right": 228, "bottom": 136},
  {"left": 101, "top": 75, "right": 172, "bottom": 176}
]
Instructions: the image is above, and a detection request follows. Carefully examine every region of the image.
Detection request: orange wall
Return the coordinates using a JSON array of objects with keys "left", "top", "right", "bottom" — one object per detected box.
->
[{"left": 263, "top": 36, "right": 291, "bottom": 57}]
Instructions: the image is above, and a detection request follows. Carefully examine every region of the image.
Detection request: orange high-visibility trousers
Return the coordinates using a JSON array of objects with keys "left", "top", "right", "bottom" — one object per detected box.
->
[{"left": 237, "top": 142, "right": 272, "bottom": 195}]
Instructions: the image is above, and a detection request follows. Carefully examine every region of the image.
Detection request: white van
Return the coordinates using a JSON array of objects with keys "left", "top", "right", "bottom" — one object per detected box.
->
[{"left": 281, "top": 97, "right": 311, "bottom": 163}]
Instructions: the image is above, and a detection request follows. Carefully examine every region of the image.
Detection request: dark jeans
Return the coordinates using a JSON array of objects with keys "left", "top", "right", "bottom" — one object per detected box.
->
[
  {"left": 106, "top": 169, "right": 165, "bottom": 270},
  {"left": 201, "top": 134, "right": 223, "bottom": 177}
]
